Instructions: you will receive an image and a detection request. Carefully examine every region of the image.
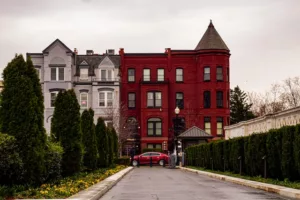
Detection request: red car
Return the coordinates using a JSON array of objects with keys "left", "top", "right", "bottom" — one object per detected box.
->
[{"left": 131, "top": 152, "right": 169, "bottom": 166}]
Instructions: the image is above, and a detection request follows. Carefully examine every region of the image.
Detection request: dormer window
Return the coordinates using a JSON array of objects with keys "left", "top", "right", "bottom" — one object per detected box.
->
[
  {"left": 80, "top": 69, "right": 88, "bottom": 81},
  {"left": 100, "top": 70, "right": 113, "bottom": 81}
]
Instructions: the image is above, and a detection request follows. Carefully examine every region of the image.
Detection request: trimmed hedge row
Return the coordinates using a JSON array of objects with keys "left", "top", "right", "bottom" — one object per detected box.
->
[{"left": 185, "top": 124, "right": 300, "bottom": 181}]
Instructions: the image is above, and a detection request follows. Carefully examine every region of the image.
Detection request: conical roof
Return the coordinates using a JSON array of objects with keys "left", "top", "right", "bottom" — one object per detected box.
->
[{"left": 195, "top": 20, "right": 229, "bottom": 51}]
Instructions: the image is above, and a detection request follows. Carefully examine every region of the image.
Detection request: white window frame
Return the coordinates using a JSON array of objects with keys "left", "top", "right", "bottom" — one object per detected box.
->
[
  {"left": 128, "top": 69, "right": 135, "bottom": 82},
  {"left": 217, "top": 117, "right": 223, "bottom": 135},
  {"left": 143, "top": 69, "right": 150, "bottom": 81},
  {"left": 100, "top": 69, "right": 114, "bottom": 81},
  {"left": 99, "top": 91, "right": 114, "bottom": 107},
  {"left": 51, "top": 67, "right": 64, "bottom": 81},
  {"left": 80, "top": 69, "right": 88, "bottom": 81},
  {"left": 157, "top": 69, "right": 164, "bottom": 81},
  {"left": 176, "top": 68, "right": 183, "bottom": 82},
  {"left": 204, "top": 117, "right": 211, "bottom": 134},
  {"left": 80, "top": 93, "right": 88, "bottom": 108},
  {"left": 50, "top": 91, "right": 59, "bottom": 108}
]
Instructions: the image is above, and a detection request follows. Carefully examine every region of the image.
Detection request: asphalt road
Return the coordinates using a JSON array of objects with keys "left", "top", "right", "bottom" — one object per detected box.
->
[{"left": 99, "top": 167, "right": 293, "bottom": 200}]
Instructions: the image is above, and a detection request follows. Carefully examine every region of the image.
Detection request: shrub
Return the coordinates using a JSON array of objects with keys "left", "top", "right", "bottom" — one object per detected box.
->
[
  {"left": 116, "top": 157, "right": 130, "bottom": 165},
  {"left": 44, "top": 141, "right": 63, "bottom": 182},
  {"left": 0, "top": 133, "right": 23, "bottom": 185}
]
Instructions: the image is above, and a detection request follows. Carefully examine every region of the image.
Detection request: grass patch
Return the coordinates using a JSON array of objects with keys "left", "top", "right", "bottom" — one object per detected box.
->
[
  {"left": 0, "top": 165, "right": 127, "bottom": 200},
  {"left": 186, "top": 166, "right": 300, "bottom": 189}
]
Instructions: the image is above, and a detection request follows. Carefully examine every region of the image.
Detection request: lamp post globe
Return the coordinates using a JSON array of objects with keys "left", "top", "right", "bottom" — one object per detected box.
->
[{"left": 175, "top": 106, "right": 180, "bottom": 115}]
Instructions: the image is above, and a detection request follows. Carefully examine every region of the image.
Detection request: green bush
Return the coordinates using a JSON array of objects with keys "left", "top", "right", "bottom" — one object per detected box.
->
[
  {"left": 44, "top": 141, "right": 63, "bottom": 182},
  {"left": 0, "top": 133, "right": 23, "bottom": 185},
  {"left": 142, "top": 148, "right": 163, "bottom": 153},
  {"left": 116, "top": 157, "right": 130, "bottom": 165}
]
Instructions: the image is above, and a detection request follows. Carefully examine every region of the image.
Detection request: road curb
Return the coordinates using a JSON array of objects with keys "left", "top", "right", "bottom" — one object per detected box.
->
[
  {"left": 68, "top": 166, "right": 133, "bottom": 200},
  {"left": 180, "top": 167, "right": 300, "bottom": 199}
]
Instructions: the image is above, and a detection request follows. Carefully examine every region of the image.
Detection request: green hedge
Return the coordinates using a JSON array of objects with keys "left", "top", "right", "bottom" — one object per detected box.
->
[
  {"left": 185, "top": 124, "right": 300, "bottom": 181},
  {"left": 116, "top": 157, "right": 130, "bottom": 166}
]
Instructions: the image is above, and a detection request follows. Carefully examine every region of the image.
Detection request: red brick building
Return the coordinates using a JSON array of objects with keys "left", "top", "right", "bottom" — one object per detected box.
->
[{"left": 120, "top": 21, "right": 230, "bottom": 153}]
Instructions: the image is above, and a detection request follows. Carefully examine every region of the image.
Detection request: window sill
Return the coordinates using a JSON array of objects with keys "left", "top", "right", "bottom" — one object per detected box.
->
[
  {"left": 147, "top": 135, "right": 163, "bottom": 137},
  {"left": 128, "top": 107, "right": 136, "bottom": 110},
  {"left": 176, "top": 81, "right": 184, "bottom": 83},
  {"left": 147, "top": 107, "right": 162, "bottom": 109},
  {"left": 204, "top": 80, "right": 211, "bottom": 82}
]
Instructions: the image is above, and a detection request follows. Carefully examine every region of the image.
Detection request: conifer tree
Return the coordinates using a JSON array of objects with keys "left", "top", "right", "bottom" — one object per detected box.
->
[
  {"left": 107, "top": 127, "right": 114, "bottom": 165},
  {"left": 230, "top": 86, "right": 256, "bottom": 124},
  {"left": 51, "top": 89, "right": 83, "bottom": 176},
  {"left": 95, "top": 117, "right": 108, "bottom": 167},
  {"left": 0, "top": 54, "right": 46, "bottom": 184},
  {"left": 81, "top": 109, "right": 98, "bottom": 170},
  {"left": 111, "top": 127, "right": 119, "bottom": 160}
]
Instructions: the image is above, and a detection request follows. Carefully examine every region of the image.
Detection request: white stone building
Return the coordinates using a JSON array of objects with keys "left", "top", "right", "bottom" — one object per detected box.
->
[
  {"left": 27, "top": 39, "right": 120, "bottom": 134},
  {"left": 225, "top": 106, "right": 300, "bottom": 139}
]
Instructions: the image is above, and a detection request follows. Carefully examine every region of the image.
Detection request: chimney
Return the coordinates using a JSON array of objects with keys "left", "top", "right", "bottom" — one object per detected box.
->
[
  {"left": 86, "top": 50, "right": 94, "bottom": 55},
  {"left": 74, "top": 48, "right": 78, "bottom": 55},
  {"left": 107, "top": 49, "right": 115, "bottom": 55}
]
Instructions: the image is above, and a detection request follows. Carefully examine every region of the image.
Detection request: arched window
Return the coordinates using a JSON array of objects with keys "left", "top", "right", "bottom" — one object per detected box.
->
[{"left": 147, "top": 118, "right": 162, "bottom": 136}]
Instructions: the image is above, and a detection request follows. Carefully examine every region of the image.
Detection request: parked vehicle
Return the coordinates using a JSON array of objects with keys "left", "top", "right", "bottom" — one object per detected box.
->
[{"left": 131, "top": 152, "right": 169, "bottom": 166}]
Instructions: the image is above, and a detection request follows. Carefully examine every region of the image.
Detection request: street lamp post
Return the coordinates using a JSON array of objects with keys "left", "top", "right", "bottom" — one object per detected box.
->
[{"left": 174, "top": 106, "right": 180, "bottom": 165}]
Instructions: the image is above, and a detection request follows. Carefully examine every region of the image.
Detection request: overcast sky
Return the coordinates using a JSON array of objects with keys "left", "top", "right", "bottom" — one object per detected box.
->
[{"left": 0, "top": 0, "right": 299, "bottom": 93}]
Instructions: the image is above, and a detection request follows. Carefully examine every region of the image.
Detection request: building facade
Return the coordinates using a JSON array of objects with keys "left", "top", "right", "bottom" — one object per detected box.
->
[
  {"left": 225, "top": 106, "right": 300, "bottom": 139},
  {"left": 120, "top": 21, "right": 231, "bottom": 152},
  {"left": 28, "top": 40, "right": 120, "bottom": 134}
]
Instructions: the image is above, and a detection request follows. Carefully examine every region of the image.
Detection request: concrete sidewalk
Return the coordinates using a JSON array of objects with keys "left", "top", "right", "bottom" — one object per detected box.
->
[{"left": 180, "top": 167, "right": 300, "bottom": 199}]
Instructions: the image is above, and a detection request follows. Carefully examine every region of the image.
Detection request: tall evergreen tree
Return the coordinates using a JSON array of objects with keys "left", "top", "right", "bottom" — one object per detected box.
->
[
  {"left": 51, "top": 91, "right": 66, "bottom": 141},
  {"left": 0, "top": 54, "right": 46, "bottom": 184},
  {"left": 107, "top": 127, "right": 114, "bottom": 165},
  {"left": 51, "top": 89, "right": 83, "bottom": 176},
  {"left": 230, "top": 86, "right": 255, "bottom": 125},
  {"left": 81, "top": 109, "right": 98, "bottom": 170},
  {"left": 95, "top": 117, "right": 109, "bottom": 167},
  {"left": 111, "top": 127, "right": 119, "bottom": 160}
]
